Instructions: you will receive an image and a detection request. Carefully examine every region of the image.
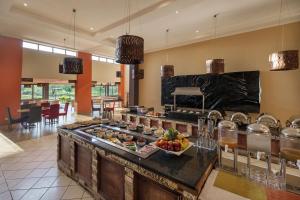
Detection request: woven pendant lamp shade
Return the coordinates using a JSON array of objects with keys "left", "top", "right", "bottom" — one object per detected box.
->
[
  {"left": 115, "top": 35, "right": 144, "bottom": 64},
  {"left": 60, "top": 57, "right": 83, "bottom": 74},
  {"left": 269, "top": 50, "right": 298, "bottom": 71}
]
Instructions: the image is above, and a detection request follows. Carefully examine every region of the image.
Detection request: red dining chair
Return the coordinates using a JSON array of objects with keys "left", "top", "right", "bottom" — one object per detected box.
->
[
  {"left": 103, "top": 101, "right": 115, "bottom": 119},
  {"left": 44, "top": 104, "right": 60, "bottom": 124},
  {"left": 41, "top": 102, "right": 50, "bottom": 116},
  {"left": 59, "top": 103, "right": 69, "bottom": 118}
]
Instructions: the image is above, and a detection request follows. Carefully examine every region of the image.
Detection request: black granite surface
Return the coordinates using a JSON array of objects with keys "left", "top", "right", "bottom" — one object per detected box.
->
[
  {"left": 161, "top": 71, "right": 260, "bottom": 113},
  {"left": 60, "top": 127, "right": 217, "bottom": 190}
]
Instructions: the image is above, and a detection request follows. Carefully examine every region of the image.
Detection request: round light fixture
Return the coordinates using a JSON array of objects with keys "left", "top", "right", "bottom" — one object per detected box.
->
[
  {"left": 115, "top": 35, "right": 144, "bottom": 64},
  {"left": 23, "top": 2, "right": 28, "bottom": 7}
]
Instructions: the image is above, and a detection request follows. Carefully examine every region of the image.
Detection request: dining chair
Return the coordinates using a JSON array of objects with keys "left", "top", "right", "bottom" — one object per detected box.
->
[
  {"left": 41, "top": 102, "right": 50, "bottom": 116},
  {"left": 6, "top": 107, "right": 24, "bottom": 130},
  {"left": 103, "top": 101, "right": 115, "bottom": 119},
  {"left": 59, "top": 102, "right": 69, "bottom": 118},
  {"left": 91, "top": 100, "right": 101, "bottom": 115},
  {"left": 25, "top": 106, "right": 42, "bottom": 128},
  {"left": 44, "top": 104, "right": 60, "bottom": 124}
]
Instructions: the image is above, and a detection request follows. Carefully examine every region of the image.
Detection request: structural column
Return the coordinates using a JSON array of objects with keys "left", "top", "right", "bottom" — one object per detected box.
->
[
  {"left": 129, "top": 64, "right": 139, "bottom": 106},
  {"left": 75, "top": 52, "right": 92, "bottom": 115},
  {"left": 0, "top": 36, "right": 22, "bottom": 124}
]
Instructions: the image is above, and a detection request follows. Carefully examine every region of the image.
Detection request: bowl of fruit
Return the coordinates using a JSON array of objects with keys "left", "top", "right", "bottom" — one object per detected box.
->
[{"left": 153, "top": 128, "right": 192, "bottom": 156}]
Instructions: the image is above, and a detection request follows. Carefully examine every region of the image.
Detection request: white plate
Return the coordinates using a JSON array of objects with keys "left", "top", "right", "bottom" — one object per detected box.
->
[{"left": 150, "top": 141, "right": 193, "bottom": 156}]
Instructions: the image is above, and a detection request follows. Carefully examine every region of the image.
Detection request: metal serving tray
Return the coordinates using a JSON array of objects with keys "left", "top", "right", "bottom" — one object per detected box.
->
[{"left": 75, "top": 124, "right": 158, "bottom": 159}]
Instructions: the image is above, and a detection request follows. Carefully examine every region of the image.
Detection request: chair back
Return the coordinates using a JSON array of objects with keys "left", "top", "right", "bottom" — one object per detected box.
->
[
  {"left": 41, "top": 102, "right": 50, "bottom": 108},
  {"left": 6, "top": 107, "right": 13, "bottom": 124},
  {"left": 64, "top": 103, "right": 69, "bottom": 113},
  {"left": 28, "top": 106, "right": 42, "bottom": 123},
  {"left": 50, "top": 104, "right": 60, "bottom": 118}
]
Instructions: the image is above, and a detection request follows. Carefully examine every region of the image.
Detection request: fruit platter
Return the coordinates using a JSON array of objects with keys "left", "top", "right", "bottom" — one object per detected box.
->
[{"left": 153, "top": 128, "right": 193, "bottom": 156}]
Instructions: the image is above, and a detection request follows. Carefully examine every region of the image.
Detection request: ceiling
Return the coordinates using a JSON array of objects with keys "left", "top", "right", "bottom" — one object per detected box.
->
[{"left": 0, "top": 0, "right": 300, "bottom": 57}]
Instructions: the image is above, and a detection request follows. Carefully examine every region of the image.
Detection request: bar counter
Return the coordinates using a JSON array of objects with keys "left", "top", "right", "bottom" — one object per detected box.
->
[{"left": 57, "top": 124, "right": 217, "bottom": 200}]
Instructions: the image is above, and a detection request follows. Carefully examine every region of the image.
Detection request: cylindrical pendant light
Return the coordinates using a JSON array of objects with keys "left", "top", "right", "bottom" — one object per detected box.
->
[
  {"left": 206, "top": 14, "right": 224, "bottom": 74},
  {"left": 115, "top": 0, "right": 144, "bottom": 64},
  {"left": 115, "top": 35, "right": 144, "bottom": 64},
  {"left": 59, "top": 9, "right": 83, "bottom": 74},
  {"left": 269, "top": 0, "right": 298, "bottom": 71}
]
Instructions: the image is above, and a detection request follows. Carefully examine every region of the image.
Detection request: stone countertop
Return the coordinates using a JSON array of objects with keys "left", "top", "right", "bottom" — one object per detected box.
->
[{"left": 59, "top": 126, "right": 217, "bottom": 190}]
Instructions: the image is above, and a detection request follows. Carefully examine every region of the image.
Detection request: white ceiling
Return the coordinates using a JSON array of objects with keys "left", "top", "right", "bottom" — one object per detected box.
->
[{"left": 0, "top": 0, "right": 300, "bottom": 57}]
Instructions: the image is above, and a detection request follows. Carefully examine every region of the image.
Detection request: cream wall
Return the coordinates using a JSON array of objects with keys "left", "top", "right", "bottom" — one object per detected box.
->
[
  {"left": 22, "top": 49, "right": 120, "bottom": 83},
  {"left": 92, "top": 61, "right": 120, "bottom": 83},
  {"left": 139, "top": 22, "right": 300, "bottom": 123},
  {"left": 22, "top": 48, "right": 76, "bottom": 80}
]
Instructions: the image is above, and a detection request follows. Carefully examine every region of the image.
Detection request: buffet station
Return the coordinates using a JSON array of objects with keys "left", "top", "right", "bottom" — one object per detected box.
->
[{"left": 57, "top": 119, "right": 217, "bottom": 200}]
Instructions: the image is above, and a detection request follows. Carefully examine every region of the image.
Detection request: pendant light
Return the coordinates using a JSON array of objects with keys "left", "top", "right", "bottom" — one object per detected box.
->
[
  {"left": 115, "top": 0, "right": 144, "bottom": 64},
  {"left": 269, "top": 0, "right": 298, "bottom": 71},
  {"left": 59, "top": 9, "right": 83, "bottom": 74},
  {"left": 206, "top": 14, "right": 224, "bottom": 74},
  {"left": 161, "top": 29, "right": 174, "bottom": 78}
]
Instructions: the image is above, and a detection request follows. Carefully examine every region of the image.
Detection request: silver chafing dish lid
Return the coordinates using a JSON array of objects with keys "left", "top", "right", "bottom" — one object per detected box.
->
[
  {"left": 281, "top": 127, "right": 300, "bottom": 138},
  {"left": 218, "top": 120, "right": 237, "bottom": 130},
  {"left": 247, "top": 123, "right": 270, "bottom": 135}
]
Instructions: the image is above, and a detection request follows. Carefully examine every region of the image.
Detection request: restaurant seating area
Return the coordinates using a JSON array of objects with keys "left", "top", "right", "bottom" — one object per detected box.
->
[{"left": 0, "top": 0, "right": 299, "bottom": 200}]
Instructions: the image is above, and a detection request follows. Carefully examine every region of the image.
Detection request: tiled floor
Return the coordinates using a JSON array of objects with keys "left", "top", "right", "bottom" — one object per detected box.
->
[{"left": 0, "top": 113, "right": 95, "bottom": 200}]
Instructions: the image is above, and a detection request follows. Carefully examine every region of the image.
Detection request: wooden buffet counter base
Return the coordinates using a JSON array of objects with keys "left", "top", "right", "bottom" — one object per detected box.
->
[
  {"left": 57, "top": 124, "right": 217, "bottom": 200},
  {"left": 122, "top": 113, "right": 281, "bottom": 156}
]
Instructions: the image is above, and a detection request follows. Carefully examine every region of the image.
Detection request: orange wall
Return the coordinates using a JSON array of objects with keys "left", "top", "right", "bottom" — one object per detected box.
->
[
  {"left": 0, "top": 36, "right": 22, "bottom": 124},
  {"left": 75, "top": 52, "right": 92, "bottom": 115},
  {"left": 119, "top": 64, "right": 125, "bottom": 106}
]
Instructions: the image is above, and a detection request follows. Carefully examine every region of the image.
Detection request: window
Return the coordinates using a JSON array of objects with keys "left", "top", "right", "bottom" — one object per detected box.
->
[
  {"left": 99, "top": 57, "right": 107, "bottom": 62},
  {"left": 21, "top": 84, "right": 43, "bottom": 100},
  {"left": 66, "top": 50, "right": 77, "bottom": 57},
  {"left": 53, "top": 48, "right": 65, "bottom": 54},
  {"left": 49, "top": 84, "right": 75, "bottom": 102},
  {"left": 39, "top": 45, "right": 52, "bottom": 52},
  {"left": 23, "top": 42, "right": 38, "bottom": 50},
  {"left": 108, "top": 85, "right": 118, "bottom": 96},
  {"left": 21, "top": 85, "right": 33, "bottom": 100},
  {"left": 92, "top": 85, "right": 106, "bottom": 97},
  {"left": 107, "top": 58, "right": 114, "bottom": 63},
  {"left": 92, "top": 56, "right": 99, "bottom": 61}
]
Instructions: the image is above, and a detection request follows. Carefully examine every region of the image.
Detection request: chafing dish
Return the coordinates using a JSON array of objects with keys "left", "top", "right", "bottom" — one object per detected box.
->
[
  {"left": 231, "top": 112, "right": 250, "bottom": 129},
  {"left": 257, "top": 114, "right": 281, "bottom": 136},
  {"left": 286, "top": 115, "right": 300, "bottom": 129}
]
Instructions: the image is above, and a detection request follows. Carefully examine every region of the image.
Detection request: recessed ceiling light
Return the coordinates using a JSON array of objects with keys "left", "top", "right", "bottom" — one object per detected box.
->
[
  {"left": 195, "top": 30, "right": 199, "bottom": 33},
  {"left": 90, "top": 27, "right": 94, "bottom": 30},
  {"left": 175, "top": 10, "right": 179, "bottom": 14},
  {"left": 23, "top": 2, "right": 28, "bottom": 7}
]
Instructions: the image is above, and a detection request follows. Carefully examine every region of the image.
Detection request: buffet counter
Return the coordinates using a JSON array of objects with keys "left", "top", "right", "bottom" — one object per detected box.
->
[
  {"left": 121, "top": 112, "right": 281, "bottom": 156},
  {"left": 57, "top": 122, "right": 217, "bottom": 200}
]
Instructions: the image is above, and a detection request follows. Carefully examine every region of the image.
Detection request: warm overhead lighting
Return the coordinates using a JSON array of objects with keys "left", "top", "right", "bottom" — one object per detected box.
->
[
  {"left": 195, "top": 30, "right": 199, "bottom": 33},
  {"left": 90, "top": 27, "right": 94, "bottom": 30},
  {"left": 175, "top": 10, "right": 179, "bottom": 14},
  {"left": 23, "top": 3, "right": 28, "bottom": 7}
]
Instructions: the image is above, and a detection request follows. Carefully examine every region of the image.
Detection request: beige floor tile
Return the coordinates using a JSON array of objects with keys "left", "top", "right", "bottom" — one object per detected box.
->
[
  {"left": 21, "top": 162, "right": 42, "bottom": 170},
  {"left": 0, "top": 191, "right": 12, "bottom": 200},
  {"left": 61, "top": 185, "right": 84, "bottom": 199},
  {"left": 26, "top": 169, "right": 49, "bottom": 178},
  {"left": 11, "top": 178, "right": 40, "bottom": 190},
  {"left": 32, "top": 177, "right": 56, "bottom": 189},
  {"left": 43, "top": 168, "right": 61, "bottom": 177},
  {"left": 6, "top": 179, "right": 23, "bottom": 190},
  {"left": 82, "top": 198, "right": 94, "bottom": 200},
  {"left": 0, "top": 182, "right": 8, "bottom": 193},
  {"left": 37, "top": 161, "right": 56, "bottom": 169},
  {"left": 51, "top": 176, "right": 72, "bottom": 187},
  {"left": 82, "top": 191, "right": 92, "bottom": 198},
  {"left": 3, "top": 170, "right": 32, "bottom": 180},
  {"left": 40, "top": 186, "right": 67, "bottom": 200},
  {"left": 10, "top": 189, "right": 28, "bottom": 200},
  {"left": 20, "top": 188, "right": 47, "bottom": 200},
  {"left": 0, "top": 176, "right": 5, "bottom": 185}
]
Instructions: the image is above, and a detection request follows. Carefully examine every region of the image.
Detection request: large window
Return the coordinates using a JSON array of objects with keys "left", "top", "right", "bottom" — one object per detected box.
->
[
  {"left": 21, "top": 84, "right": 43, "bottom": 100},
  {"left": 92, "top": 85, "right": 106, "bottom": 97},
  {"left": 49, "top": 84, "right": 74, "bottom": 102},
  {"left": 92, "top": 84, "right": 118, "bottom": 97},
  {"left": 108, "top": 85, "right": 118, "bottom": 96}
]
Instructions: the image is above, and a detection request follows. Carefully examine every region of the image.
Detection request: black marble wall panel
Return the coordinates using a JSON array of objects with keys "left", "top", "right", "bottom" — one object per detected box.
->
[{"left": 161, "top": 71, "right": 260, "bottom": 113}]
